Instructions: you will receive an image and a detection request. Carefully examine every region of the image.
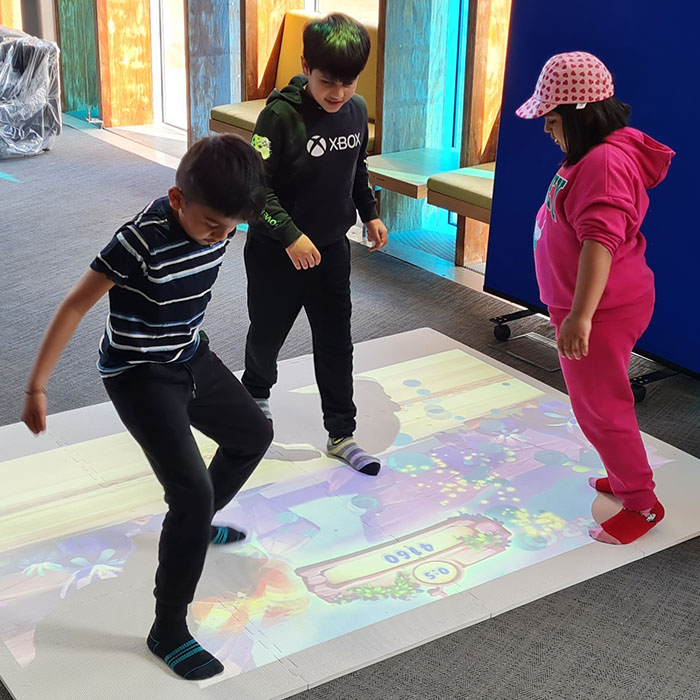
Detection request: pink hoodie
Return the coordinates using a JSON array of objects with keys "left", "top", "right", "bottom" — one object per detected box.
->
[{"left": 533, "top": 126, "right": 674, "bottom": 315}]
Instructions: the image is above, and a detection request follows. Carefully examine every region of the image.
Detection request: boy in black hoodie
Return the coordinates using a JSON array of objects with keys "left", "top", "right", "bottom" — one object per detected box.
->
[{"left": 243, "top": 13, "right": 388, "bottom": 476}]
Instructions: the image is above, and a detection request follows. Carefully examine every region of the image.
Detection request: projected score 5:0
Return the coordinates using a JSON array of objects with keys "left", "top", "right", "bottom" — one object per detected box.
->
[
  {"left": 412, "top": 561, "right": 459, "bottom": 584},
  {"left": 382, "top": 543, "right": 460, "bottom": 585}
]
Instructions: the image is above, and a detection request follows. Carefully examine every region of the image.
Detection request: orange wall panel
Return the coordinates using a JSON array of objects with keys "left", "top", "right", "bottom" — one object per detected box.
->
[
  {"left": 95, "top": 0, "right": 153, "bottom": 127},
  {"left": 245, "top": 0, "right": 303, "bottom": 100},
  {"left": 464, "top": 0, "right": 512, "bottom": 164},
  {"left": 0, "top": 0, "right": 23, "bottom": 30},
  {"left": 482, "top": 0, "right": 511, "bottom": 152}
]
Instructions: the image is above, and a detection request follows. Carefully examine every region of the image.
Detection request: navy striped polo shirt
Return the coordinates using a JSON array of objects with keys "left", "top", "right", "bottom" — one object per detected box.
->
[{"left": 90, "top": 197, "right": 232, "bottom": 377}]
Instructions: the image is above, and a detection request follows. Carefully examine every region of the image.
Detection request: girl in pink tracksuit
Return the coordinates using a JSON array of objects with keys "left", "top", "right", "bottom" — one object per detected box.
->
[{"left": 517, "top": 52, "right": 675, "bottom": 545}]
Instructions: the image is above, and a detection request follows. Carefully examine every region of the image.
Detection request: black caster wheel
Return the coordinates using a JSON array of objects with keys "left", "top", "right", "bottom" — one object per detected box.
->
[
  {"left": 494, "top": 324, "right": 511, "bottom": 341},
  {"left": 631, "top": 383, "right": 646, "bottom": 403}
]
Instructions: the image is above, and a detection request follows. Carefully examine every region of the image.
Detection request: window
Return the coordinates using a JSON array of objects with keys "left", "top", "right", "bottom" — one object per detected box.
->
[{"left": 159, "top": 0, "right": 187, "bottom": 129}]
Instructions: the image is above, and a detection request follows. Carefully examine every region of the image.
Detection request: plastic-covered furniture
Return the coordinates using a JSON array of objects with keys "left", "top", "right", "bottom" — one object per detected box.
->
[{"left": 0, "top": 25, "right": 61, "bottom": 158}]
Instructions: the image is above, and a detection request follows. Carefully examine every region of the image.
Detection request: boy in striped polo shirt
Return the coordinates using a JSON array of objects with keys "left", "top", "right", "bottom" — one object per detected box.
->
[{"left": 22, "top": 134, "right": 273, "bottom": 681}]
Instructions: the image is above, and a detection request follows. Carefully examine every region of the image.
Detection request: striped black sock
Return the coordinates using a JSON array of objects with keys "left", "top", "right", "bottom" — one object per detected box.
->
[
  {"left": 254, "top": 397, "right": 273, "bottom": 423},
  {"left": 147, "top": 618, "right": 223, "bottom": 680},
  {"left": 210, "top": 525, "right": 246, "bottom": 545},
  {"left": 327, "top": 436, "right": 381, "bottom": 476}
]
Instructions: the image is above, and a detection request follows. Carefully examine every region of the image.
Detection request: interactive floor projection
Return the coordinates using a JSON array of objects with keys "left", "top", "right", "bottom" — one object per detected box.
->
[{"left": 1, "top": 329, "right": 698, "bottom": 700}]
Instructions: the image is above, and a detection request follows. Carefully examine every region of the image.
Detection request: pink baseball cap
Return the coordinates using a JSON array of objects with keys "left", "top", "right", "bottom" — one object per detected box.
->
[{"left": 516, "top": 51, "right": 615, "bottom": 119}]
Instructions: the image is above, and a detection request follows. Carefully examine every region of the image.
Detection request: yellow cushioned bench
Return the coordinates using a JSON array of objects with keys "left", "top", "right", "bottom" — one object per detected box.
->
[
  {"left": 209, "top": 9, "right": 378, "bottom": 153},
  {"left": 426, "top": 162, "right": 495, "bottom": 223}
]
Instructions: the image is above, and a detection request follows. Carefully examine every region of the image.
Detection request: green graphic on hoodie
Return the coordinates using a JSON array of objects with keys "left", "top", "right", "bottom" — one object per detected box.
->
[{"left": 252, "top": 134, "right": 271, "bottom": 160}]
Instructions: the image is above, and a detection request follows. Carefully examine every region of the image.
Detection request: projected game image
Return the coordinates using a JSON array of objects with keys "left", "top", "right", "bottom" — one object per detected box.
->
[{"left": 0, "top": 340, "right": 675, "bottom": 686}]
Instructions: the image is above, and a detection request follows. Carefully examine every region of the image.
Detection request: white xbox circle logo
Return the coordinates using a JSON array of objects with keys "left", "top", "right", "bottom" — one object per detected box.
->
[{"left": 307, "top": 135, "right": 327, "bottom": 157}]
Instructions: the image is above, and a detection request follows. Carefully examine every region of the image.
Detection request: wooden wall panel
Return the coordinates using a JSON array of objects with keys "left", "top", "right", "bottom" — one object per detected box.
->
[
  {"left": 461, "top": 0, "right": 511, "bottom": 165},
  {"left": 482, "top": 0, "right": 510, "bottom": 158},
  {"left": 457, "top": 0, "right": 512, "bottom": 266},
  {"left": 187, "top": 0, "right": 242, "bottom": 144},
  {"left": 55, "top": 0, "right": 100, "bottom": 117},
  {"left": 95, "top": 0, "right": 153, "bottom": 127},
  {"left": 244, "top": 0, "right": 303, "bottom": 101},
  {"left": 456, "top": 217, "right": 490, "bottom": 265},
  {"left": 0, "top": 0, "right": 22, "bottom": 30}
]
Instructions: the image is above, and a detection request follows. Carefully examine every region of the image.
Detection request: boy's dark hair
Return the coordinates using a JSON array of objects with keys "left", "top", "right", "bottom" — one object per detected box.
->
[
  {"left": 303, "top": 13, "right": 371, "bottom": 83},
  {"left": 554, "top": 97, "right": 631, "bottom": 166},
  {"left": 175, "top": 134, "right": 266, "bottom": 220}
]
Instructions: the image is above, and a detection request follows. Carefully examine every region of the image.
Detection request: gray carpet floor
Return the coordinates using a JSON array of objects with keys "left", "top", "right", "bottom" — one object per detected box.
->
[{"left": 1, "top": 126, "right": 700, "bottom": 700}]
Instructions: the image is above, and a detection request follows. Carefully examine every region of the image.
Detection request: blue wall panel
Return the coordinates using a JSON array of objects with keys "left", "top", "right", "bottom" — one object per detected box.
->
[
  {"left": 187, "top": 0, "right": 241, "bottom": 144},
  {"left": 485, "top": 0, "right": 698, "bottom": 374}
]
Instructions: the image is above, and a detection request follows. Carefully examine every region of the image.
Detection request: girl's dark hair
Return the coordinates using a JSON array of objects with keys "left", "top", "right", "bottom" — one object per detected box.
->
[
  {"left": 175, "top": 134, "right": 266, "bottom": 221},
  {"left": 303, "top": 13, "right": 371, "bottom": 83},
  {"left": 554, "top": 97, "right": 631, "bottom": 166}
]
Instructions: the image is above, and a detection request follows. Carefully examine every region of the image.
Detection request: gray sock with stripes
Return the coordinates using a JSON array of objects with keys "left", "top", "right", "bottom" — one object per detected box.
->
[
  {"left": 210, "top": 525, "right": 245, "bottom": 545},
  {"left": 147, "top": 619, "right": 223, "bottom": 680},
  {"left": 327, "top": 436, "right": 381, "bottom": 476},
  {"left": 254, "top": 398, "right": 273, "bottom": 423}
]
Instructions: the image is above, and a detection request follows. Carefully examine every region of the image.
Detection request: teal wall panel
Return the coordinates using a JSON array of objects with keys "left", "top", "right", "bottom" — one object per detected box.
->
[
  {"left": 381, "top": 0, "right": 454, "bottom": 233},
  {"left": 56, "top": 0, "right": 99, "bottom": 118}
]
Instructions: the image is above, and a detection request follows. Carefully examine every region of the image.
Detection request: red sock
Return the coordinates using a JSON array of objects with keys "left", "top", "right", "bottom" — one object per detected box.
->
[
  {"left": 590, "top": 501, "right": 665, "bottom": 545},
  {"left": 588, "top": 476, "right": 613, "bottom": 494}
]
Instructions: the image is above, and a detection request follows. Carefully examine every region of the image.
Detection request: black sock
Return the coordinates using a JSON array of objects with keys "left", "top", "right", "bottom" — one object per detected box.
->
[
  {"left": 148, "top": 613, "right": 224, "bottom": 681},
  {"left": 210, "top": 525, "right": 246, "bottom": 545}
]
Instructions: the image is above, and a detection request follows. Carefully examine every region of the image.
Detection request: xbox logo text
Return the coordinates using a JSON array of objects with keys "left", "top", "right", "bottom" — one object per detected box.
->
[{"left": 306, "top": 132, "right": 362, "bottom": 157}]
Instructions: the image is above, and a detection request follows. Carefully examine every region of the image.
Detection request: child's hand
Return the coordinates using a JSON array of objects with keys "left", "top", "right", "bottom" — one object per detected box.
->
[
  {"left": 22, "top": 391, "right": 47, "bottom": 434},
  {"left": 557, "top": 314, "right": 592, "bottom": 360},
  {"left": 366, "top": 218, "right": 388, "bottom": 251},
  {"left": 286, "top": 234, "right": 321, "bottom": 270}
]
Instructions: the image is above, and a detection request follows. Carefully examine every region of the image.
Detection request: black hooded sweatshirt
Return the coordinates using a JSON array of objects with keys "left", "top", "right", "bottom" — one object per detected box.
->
[{"left": 248, "top": 75, "right": 379, "bottom": 249}]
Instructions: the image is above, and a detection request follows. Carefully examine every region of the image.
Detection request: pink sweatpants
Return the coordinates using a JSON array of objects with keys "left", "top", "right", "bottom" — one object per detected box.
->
[{"left": 550, "top": 295, "right": 657, "bottom": 511}]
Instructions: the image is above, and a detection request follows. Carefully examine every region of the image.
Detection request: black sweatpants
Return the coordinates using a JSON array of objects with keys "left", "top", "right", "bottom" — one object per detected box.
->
[
  {"left": 242, "top": 234, "right": 356, "bottom": 438},
  {"left": 103, "top": 338, "right": 273, "bottom": 610}
]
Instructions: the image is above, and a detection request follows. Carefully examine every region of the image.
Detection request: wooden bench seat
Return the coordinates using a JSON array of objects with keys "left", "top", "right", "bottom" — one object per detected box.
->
[
  {"left": 209, "top": 99, "right": 268, "bottom": 140},
  {"left": 369, "top": 155, "right": 496, "bottom": 267},
  {"left": 426, "top": 162, "right": 495, "bottom": 223},
  {"left": 367, "top": 147, "right": 461, "bottom": 198},
  {"left": 209, "top": 9, "right": 379, "bottom": 153}
]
